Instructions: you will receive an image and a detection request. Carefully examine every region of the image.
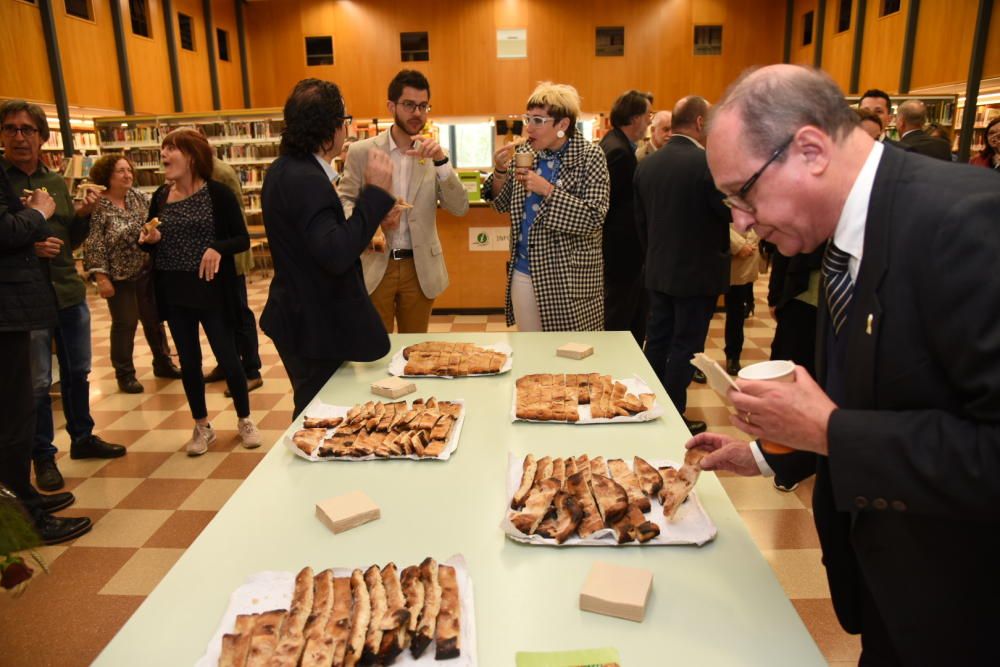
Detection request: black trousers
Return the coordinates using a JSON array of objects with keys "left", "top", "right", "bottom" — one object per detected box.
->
[
  {"left": 0, "top": 330, "right": 43, "bottom": 519},
  {"left": 644, "top": 290, "right": 716, "bottom": 414},
  {"left": 234, "top": 275, "right": 262, "bottom": 380},
  {"left": 724, "top": 282, "right": 754, "bottom": 361},
  {"left": 275, "top": 341, "right": 343, "bottom": 419},
  {"left": 771, "top": 298, "right": 818, "bottom": 377},
  {"left": 604, "top": 269, "right": 648, "bottom": 347}
]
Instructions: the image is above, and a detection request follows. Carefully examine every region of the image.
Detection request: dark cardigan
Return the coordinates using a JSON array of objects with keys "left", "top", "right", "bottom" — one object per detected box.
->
[{"left": 141, "top": 180, "right": 250, "bottom": 326}]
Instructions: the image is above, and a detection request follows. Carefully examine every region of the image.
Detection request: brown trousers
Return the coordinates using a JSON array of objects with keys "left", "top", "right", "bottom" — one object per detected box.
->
[
  {"left": 369, "top": 257, "right": 434, "bottom": 333},
  {"left": 105, "top": 269, "right": 172, "bottom": 380}
]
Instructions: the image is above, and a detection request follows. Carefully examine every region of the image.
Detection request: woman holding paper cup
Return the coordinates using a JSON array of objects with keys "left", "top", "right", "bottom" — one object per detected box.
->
[
  {"left": 483, "top": 82, "right": 610, "bottom": 332},
  {"left": 83, "top": 154, "right": 179, "bottom": 394}
]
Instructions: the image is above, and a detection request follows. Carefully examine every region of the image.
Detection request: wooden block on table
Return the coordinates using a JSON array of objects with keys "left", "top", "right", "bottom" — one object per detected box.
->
[
  {"left": 579, "top": 561, "right": 652, "bottom": 623},
  {"left": 315, "top": 490, "right": 380, "bottom": 534},
  {"left": 557, "top": 343, "right": 594, "bottom": 360},
  {"left": 371, "top": 376, "right": 416, "bottom": 399}
]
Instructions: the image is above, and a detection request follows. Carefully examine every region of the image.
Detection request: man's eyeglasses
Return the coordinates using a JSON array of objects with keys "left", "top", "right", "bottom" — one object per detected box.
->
[
  {"left": 722, "top": 136, "right": 794, "bottom": 213},
  {"left": 397, "top": 101, "right": 431, "bottom": 114},
  {"left": 340, "top": 115, "right": 353, "bottom": 128},
  {"left": 522, "top": 115, "right": 555, "bottom": 127},
  {"left": 1, "top": 125, "right": 39, "bottom": 138}
]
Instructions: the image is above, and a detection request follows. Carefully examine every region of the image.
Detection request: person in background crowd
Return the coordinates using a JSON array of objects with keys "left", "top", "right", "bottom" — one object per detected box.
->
[
  {"left": 859, "top": 88, "right": 893, "bottom": 142},
  {"left": 261, "top": 79, "right": 395, "bottom": 418},
  {"left": 203, "top": 154, "right": 264, "bottom": 397},
  {"left": 635, "top": 95, "right": 730, "bottom": 435},
  {"left": 724, "top": 226, "right": 759, "bottom": 376},
  {"left": 855, "top": 107, "right": 883, "bottom": 141},
  {"left": 484, "top": 82, "right": 610, "bottom": 332},
  {"left": 339, "top": 70, "right": 469, "bottom": 334},
  {"left": 895, "top": 99, "right": 952, "bottom": 161},
  {"left": 697, "top": 64, "right": 1000, "bottom": 664},
  {"left": 635, "top": 110, "right": 673, "bottom": 161},
  {"left": 0, "top": 99, "right": 125, "bottom": 494},
  {"left": 970, "top": 117, "right": 1000, "bottom": 170},
  {"left": 0, "top": 168, "right": 91, "bottom": 544},
  {"left": 334, "top": 135, "right": 359, "bottom": 183},
  {"left": 140, "top": 129, "right": 260, "bottom": 456},
  {"left": 84, "top": 154, "right": 181, "bottom": 395},
  {"left": 601, "top": 89, "right": 652, "bottom": 345}
]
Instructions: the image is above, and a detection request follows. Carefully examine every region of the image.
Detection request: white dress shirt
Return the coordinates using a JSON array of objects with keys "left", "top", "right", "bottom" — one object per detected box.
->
[
  {"left": 384, "top": 129, "right": 457, "bottom": 251},
  {"left": 313, "top": 153, "right": 338, "bottom": 183}
]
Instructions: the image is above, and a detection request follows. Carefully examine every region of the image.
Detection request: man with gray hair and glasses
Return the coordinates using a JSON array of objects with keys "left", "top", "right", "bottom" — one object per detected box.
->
[{"left": 689, "top": 64, "right": 1000, "bottom": 664}]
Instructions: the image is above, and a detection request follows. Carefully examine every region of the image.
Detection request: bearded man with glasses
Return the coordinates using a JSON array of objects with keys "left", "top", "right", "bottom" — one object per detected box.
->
[{"left": 339, "top": 69, "right": 469, "bottom": 334}]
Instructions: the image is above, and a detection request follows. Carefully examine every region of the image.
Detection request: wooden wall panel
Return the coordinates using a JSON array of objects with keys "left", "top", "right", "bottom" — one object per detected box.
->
[
  {"left": 52, "top": 0, "right": 124, "bottom": 110},
  {"left": 821, "top": 0, "right": 856, "bottom": 90},
  {"left": 979, "top": 0, "right": 1000, "bottom": 80},
  {"left": 244, "top": 0, "right": 784, "bottom": 119},
  {"left": 122, "top": 0, "right": 174, "bottom": 114},
  {"left": 858, "top": 0, "right": 908, "bottom": 93},
  {"left": 790, "top": 0, "right": 818, "bottom": 66},
  {"left": 172, "top": 0, "right": 213, "bottom": 112},
  {"left": 911, "top": 0, "right": 977, "bottom": 89},
  {"left": 0, "top": 1, "right": 54, "bottom": 103},
  {"left": 212, "top": 0, "right": 244, "bottom": 110}
]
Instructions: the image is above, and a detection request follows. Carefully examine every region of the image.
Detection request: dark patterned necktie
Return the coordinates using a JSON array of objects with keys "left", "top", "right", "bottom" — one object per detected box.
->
[{"left": 822, "top": 241, "right": 854, "bottom": 336}]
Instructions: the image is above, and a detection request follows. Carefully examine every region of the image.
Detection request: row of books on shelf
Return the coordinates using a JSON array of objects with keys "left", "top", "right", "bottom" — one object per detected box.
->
[
  {"left": 214, "top": 143, "right": 279, "bottom": 161},
  {"left": 199, "top": 119, "right": 284, "bottom": 140},
  {"left": 43, "top": 131, "right": 99, "bottom": 151},
  {"left": 235, "top": 165, "right": 265, "bottom": 188},
  {"left": 243, "top": 192, "right": 262, "bottom": 212},
  {"left": 99, "top": 120, "right": 284, "bottom": 145}
]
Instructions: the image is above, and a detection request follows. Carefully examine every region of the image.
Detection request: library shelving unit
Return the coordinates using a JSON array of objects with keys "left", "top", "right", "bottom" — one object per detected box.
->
[
  {"left": 953, "top": 97, "right": 1000, "bottom": 155},
  {"left": 846, "top": 94, "right": 958, "bottom": 143}
]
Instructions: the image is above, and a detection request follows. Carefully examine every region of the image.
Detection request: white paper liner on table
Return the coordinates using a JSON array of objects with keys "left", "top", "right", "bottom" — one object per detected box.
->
[
  {"left": 500, "top": 453, "right": 717, "bottom": 547},
  {"left": 195, "top": 554, "right": 477, "bottom": 667},
  {"left": 388, "top": 343, "right": 514, "bottom": 378},
  {"left": 285, "top": 399, "right": 466, "bottom": 462},
  {"left": 510, "top": 375, "right": 665, "bottom": 424}
]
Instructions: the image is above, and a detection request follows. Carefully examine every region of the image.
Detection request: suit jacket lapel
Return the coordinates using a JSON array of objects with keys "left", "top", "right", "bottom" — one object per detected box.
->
[{"left": 408, "top": 155, "right": 427, "bottom": 204}]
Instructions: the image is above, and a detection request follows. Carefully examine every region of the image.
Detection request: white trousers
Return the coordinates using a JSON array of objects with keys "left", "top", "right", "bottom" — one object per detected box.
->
[{"left": 511, "top": 270, "right": 543, "bottom": 332}]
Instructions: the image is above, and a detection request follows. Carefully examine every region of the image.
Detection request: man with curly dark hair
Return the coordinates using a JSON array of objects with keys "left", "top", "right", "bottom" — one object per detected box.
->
[{"left": 261, "top": 79, "right": 396, "bottom": 417}]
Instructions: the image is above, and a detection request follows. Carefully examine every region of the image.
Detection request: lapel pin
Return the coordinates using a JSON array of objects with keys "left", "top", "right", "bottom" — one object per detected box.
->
[{"left": 866, "top": 313, "right": 873, "bottom": 335}]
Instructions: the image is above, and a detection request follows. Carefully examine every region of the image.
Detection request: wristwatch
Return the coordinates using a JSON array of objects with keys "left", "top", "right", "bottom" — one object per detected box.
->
[{"left": 433, "top": 156, "right": 450, "bottom": 167}]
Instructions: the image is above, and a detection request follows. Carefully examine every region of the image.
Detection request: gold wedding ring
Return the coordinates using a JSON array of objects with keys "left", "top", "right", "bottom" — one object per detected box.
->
[{"left": 744, "top": 411, "right": 752, "bottom": 425}]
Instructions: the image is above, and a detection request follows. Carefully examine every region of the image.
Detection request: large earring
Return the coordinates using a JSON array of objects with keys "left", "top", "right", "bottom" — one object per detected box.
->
[{"left": 557, "top": 130, "right": 565, "bottom": 138}]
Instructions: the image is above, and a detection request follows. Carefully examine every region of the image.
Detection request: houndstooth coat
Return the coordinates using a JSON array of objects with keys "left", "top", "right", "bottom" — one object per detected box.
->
[{"left": 483, "top": 133, "right": 610, "bottom": 330}]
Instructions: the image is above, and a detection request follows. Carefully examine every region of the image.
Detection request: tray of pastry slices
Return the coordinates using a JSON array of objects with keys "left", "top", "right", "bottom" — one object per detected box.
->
[
  {"left": 388, "top": 341, "right": 513, "bottom": 378},
  {"left": 500, "top": 451, "right": 716, "bottom": 547},
  {"left": 196, "top": 554, "right": 476, "bottom": 666},
  {"left": 287, "top": 397, "right": 465, "bottom": 461},
  {"left": 511, "top": 373, "right": 664, "bottom": 424}
]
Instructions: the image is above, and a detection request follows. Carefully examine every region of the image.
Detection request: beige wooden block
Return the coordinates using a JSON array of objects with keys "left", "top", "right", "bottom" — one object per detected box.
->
[
  {"left": 371, "top": 376, "right": 417, "bottom": 399},
  {"left": 556, "top": 343, "right": 594, "bottom": 360},
  {"left": 315, "top": 490, "right": 380, "bottom": 534},
  {"left": 579, "top": 561, "right": 653, "bottom": 623}
]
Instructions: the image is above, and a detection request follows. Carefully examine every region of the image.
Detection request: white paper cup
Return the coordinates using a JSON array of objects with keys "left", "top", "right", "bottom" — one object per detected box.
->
[{"left": 738, "top": 360, "right": 795, "bottom": 453}]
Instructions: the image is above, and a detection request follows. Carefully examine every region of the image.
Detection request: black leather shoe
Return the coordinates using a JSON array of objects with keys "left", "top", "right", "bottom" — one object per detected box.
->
[
  {"left": 226, "top": 376, "right": 263, "bottom": 397},
  {"left": 70, "top": 435, "right": 126, "bottom": 460},
  {"left": 153, "top": 360, "right": 183, "bottom": 379},
  {"left": 36, "top": 514, "right": 92, "bottom": 545},
  {"left": 692, "top": 370, "right": 707, "bottom": 384},
  {"left": 38, "top": 492, "right": 75, "bottom": 513},
  {"left": 683, "top": 417, "right": 708, "bottom": 435},
  {"left": 726, "top": 359, "right": 742, "bottom": 376},
  {"left": 203, "top": 366, "right": 225, "bottom": 383},
  {"left": 773, "top": 478, "right": 800, "bottom": 493},
  {"left": 33, "top": 458, "right": 64, "bottom": 492},
  {"left": 117, "top": 377, "right": 144, "bottom": 394}
]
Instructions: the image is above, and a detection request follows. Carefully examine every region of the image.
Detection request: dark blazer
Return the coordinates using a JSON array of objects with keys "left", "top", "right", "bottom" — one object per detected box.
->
[
  {"left": 634, "top": 134, "right": 730, "bottom": 296},
  {"left": 766, "top": 245, "right": 824, "bottom": 309},
  {"left": 0, "top": 168, "right": 56, "bottom": 332},
  {"left": 599, "top": 127, "right": 642, "bottom": 280},
  {"left": 764, "top": 147, "right": 1000, "bottom": 663},
  {"left": 897, "top": 128, "right": 952, "bottom": 161},
  {"left": 260, "top": 154, "right": 395, "bottom": 361},
  {"left": 143, "top": 180, "right": 249, "bottom": 326}
]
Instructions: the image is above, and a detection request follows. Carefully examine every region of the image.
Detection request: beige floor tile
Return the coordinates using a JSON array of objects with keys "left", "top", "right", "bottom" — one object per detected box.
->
[
  {"left": 452, "top": 314, "right": 488, "bottom": 324},
  {"left": 149, "top": 452, "right": 228, "bottom": 479},
  {"left": 127, "top": 430, "right": 190, "bottom": 453},
  {"left": 273, "top": 394, "right": 296, "bottom": 411},
  {"left": 91, "top": 392, "right": 153, "bottom": 411},
  {"left": 70, "top": 477, "right": 144, "bottom": 509},
  {"left": 179, "top": 479, "right": 243, "bottom": 510},
  {"left": 55, "top": 456, "right": 111, "bottom": 478},
  {"left": 485, "top": 323, "right": 516, "bottom": 331},
  {"left": 73, "top": 509, "right": 174, "bottom": 548},
  {"left": 792, "top": 599, "right": 861, "bottom": 662},
  {"left": 105, "top": 410, "right": 176, "bottom": 431},
  {"left": 99, "top": 548, "right": 184, "bottom": 596},
  {"left": 719, "top": 476, "right": 808, "bottom": 510},
  {"left": 760, "top": 548, "right": 832, "bottom": 599},
  {"left": 686, "top": 388, "right": 727, "bottom": 408},
  {"left": 16, "top": 544, "right": 69, "bottom": 570},
  {"left": 427, "top": 323, "right": 453, "bottom": 333}
]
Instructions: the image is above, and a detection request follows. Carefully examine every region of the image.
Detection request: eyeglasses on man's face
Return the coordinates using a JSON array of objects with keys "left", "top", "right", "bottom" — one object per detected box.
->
[
  {"left": 522, "top": 115, "right": 555, "bottom": 127},
  {"left": 397, "top": 101, "right": 431, "bottom": 114},
  {"left": 1, "top": 125, "right": 39, "bottom": 138},
  {"left": 722, "top": 136, "right": 794, "bottom": 214},
  {"left": 340, "top": 115, "right": 353, "bottom": 128}
]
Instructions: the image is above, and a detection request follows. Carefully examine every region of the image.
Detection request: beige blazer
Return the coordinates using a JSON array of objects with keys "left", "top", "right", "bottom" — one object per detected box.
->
[
  {"left": 338, "top": 130, "right": 469, "bottom": 299},
  {"left": 730, "top": 226, "right": 760, "bottom": 286}
]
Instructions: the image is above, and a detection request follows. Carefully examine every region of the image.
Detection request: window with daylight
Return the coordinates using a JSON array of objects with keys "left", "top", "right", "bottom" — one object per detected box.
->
[
  {"left": 400, "top": 32, "right": 429, "bottom": 62},
  {"left": 596, "top": 27, "right": 625, "bottom": 57},
  {"left": 305, "top": 36, "right": 334, "bottom": 66},
  {"left": 694, "top": 25, "right": 723, "bottom": 55},
  {"left": 178, "top": 13, "right": 195, "bottom": 51},
  {"left": 129, "top": 0, "right": 151, "bottom": 37}
]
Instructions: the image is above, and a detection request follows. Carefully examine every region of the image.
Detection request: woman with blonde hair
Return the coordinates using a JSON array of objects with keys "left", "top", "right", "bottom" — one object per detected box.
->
[{"left": 483, "top": 82, "right": 609, "bottom": 331}]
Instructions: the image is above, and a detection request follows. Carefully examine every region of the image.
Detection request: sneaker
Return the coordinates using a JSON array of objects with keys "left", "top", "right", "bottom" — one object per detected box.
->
[
  {"left": 185, "top": 423, "right": 216, "bottom": 457},
  {"left": 238, "top": 417, "right": 262, "bottom": 449}
]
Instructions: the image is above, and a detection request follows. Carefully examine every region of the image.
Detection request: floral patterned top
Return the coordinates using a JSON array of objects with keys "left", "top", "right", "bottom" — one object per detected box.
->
[{"left": 83, "top": 187, "right": 151, "bottom": 281}]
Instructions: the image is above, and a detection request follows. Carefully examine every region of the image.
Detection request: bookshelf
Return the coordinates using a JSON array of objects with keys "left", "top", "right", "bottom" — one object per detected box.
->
[
  {"left": 953, "top": 96, "right": 1000, "bottom": 154},
  {"left": 845, "top": 94, "right": 957, "bottom": 143}
]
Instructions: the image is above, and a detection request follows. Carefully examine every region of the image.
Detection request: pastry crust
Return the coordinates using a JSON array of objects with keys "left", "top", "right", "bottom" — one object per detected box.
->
[
  {"left": 411, "top": 558, "right": 440, "bottom": 659},
  {"left": 633, "top": 456, "right": 663, "bottom": 497},
  {"left": 608, "top": 458, "right": 651, "bottom": 513},
  {"left": 591, "top": 474, "right": 629, "bottom": 524},
  {"left": 510, "top": 478, "right": 561, "bottom": 535},
  {"left": 245, "top": 609, "right": 286, "bottom": 667},
  {"left": 219, "top": 613, "right": 257, "bottom": 667},
  {"left": 361, "top": 565, "right": 387, "bottom": 666},
  {"left": 343, "top": 570, "right": 370, "bottom": 667},
  {"left": 268, "top": 567, "right": 315, "bottom": 667},
  {"left": 510, "top": 454, "right": 537, "bottom": 509},
  {"left": 434, "top": 564, "right": 461, "bottom": 660},
  {"left": 400, "top": 565, "right": 424, "bottom": 649},
  {"left": 377, "top": 563, "right": 410, "bottom": 663},
  {"left": 401, "top": 341, "right": 507, "bottom": 375},
  {"left": 565, "top": 472, "right": 605, "bottom": 538},
  {"left": 299, "top": 570, "right": 334, "bottom": 667}
]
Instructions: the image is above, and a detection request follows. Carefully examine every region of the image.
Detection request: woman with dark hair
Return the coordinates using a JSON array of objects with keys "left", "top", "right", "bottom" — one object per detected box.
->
[
  {"left": 483, "top": 81, "right": 610, "bottom": 331},
  {"left": 139, "top": 129, "right": 260, "bottom": 455},
  {"left": 84, "top": 154, "right": 180, "bottom": 393},
  {"left": 261, "top": 79, "right": 395, "bottom": 417},
  {"left": 970, "top": 117, "right": 1000, "bottom": 169}
]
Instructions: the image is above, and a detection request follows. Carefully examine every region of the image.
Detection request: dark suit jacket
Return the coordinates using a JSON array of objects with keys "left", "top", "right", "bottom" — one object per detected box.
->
[
  {"left": 897, "top": 128, "right": 952, "bottom": 161},
  {"left": 260, "top": 153, "right": 395, "bottom": 361},
  {"left": 599, "top": 127, "right": 642, "bottom": 281},
  {"left": 764, "top": 147, "right": 1000, "bottom": 663},
  {"left": 0, "top": 167, "right": 55, "bottom": 332},
  {"left": 634, "top": 134, "right": 730, "bottom": 296}
]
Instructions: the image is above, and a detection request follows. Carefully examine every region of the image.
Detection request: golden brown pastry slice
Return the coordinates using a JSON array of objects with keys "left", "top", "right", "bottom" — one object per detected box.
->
[
  {"left": 219, "top": 613, "right": 257, "bottom": 667},
  {"left": 361, "top": 565, "right": 387, "bottom": 665},
  {"left": 639, "top": 393, "right": 656, "bottom": 411},
  {"left": 422, "top": 438, "right": 447, "bottom": 458},
  {"left": 400, "top": 565, "right": 424, "bottom": 650},
  {"left": 292, "top": 428, "right": 327, "bottom": 457},
  {"left": 302, "top": 416, "right": 344, "bottom": 429},
  {"left": 684, "top": 447, "right": 710, "bottom": 469},
  {"left": 532, "top": 456, "right": 554, "bottom": 488},
  {"left": 551, "top": 458, "right": 567, "bottom": 486},
  {"left": 589, "top": 456, "right": 609, "bottom": 478},
  {"left": 435, "top": 564, "right": 461, "bottom": 660},
  {"left": 633, "top": 456, "right": 664, "bottom": 497},
  {"left": 376, "top": 563, "right": 410, "bottom": 663},
  {"left": 343, "top": 570, "right": 370, "bottom": 667},
  {"left": 511, "top": 454, "right": 538, "bottom": 509},
  {"left": 509, "top": 477, "right": 561, "bottom": 535},
  {"left": 299, "top": 570, "right": 334, "bottom": 667},
  {"left": 430, "top": 415, "right": 454, "bottom": 442},
  {"left": 575, "top": 454, "right": 592, "bottom": 484},
  {"left": 609, "top": 502, "right": 660, "bottom": 544},
  {"left": 327, "top": 577, "right": 353, "bottom": 667},
  {"left": 564, "top": 456, "right": 578, "bottom": 481},
  {"left": 591, "top": 473, "right": 629, "bottom": 524},
  {"left": 608, "top": 458, "right": 651, "bottom": 512},
  {"left": 245, "top": 609, "right": 286, "bottom": 667},
  {"left": 411, "top": 557, "right": 440, "bottom": 659},
  {"left": 659, "top": 467, "right": 695, "bottom": 520},
  {"left": 269, "top": 567, "right": 315, "bottom": 667},
  {"left": 565, "top": 472, "right": 605, "bottom": 538},
  {"left": 549, "top": 490, "right": 584, "bottom": 543}
]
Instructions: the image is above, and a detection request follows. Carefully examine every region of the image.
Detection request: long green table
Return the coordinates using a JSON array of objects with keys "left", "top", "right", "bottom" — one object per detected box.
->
[{"left": 95, "top": 332, "right": 824, "bottom": 666}]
